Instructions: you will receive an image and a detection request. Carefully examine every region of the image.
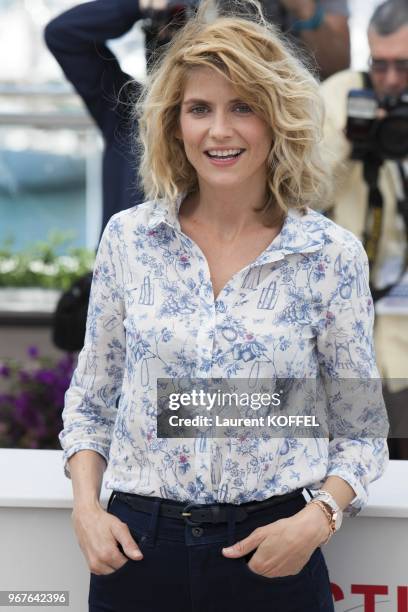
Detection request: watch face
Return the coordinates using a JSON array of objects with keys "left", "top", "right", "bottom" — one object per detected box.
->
[{"left": 316, "top": 492, "right": 340, "bottom": 513}]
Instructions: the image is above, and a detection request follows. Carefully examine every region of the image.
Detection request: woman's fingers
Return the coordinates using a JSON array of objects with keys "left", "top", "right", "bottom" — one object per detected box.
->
[
  {"left": 222, "top": 525, "right": 265, "bottom": 557},
  {"left": 89, "top": 543, "right": 129, "bottom": 575},
  {"left": 110, "top": 521, "right": 143, "bottom": 561},
  {"left": 72, "top": 504, "right": 143, "bottom": 575}
]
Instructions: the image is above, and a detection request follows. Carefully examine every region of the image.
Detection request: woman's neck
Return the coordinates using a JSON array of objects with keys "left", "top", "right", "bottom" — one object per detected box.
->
[{"left": 180, "top": 185, "right": 274, "bottom": 242}]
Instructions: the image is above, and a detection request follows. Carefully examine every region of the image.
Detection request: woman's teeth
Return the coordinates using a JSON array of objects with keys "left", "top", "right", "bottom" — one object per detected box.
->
[{"left": 206, "top": 149, "right": 244, "bottom": 159}]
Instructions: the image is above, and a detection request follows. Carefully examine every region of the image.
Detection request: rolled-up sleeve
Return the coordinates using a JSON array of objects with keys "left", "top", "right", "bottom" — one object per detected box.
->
[
  {"left": 316, "top": 238, "right": 389, "bottom": 515},
  {"left": 59, "top": 214, "right": 126, "bottom": 478}
]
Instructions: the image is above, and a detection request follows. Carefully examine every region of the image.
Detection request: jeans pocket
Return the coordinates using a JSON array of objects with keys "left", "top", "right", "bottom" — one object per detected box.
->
[
  {"left": 239, "top": 549, "right": 310, "bottom": 584},
  {"left": 91, "top": 558, "right": 132, "bottom": 581},
  {"left": 90, "top": 523, "right": 146, "bottom": 582}
]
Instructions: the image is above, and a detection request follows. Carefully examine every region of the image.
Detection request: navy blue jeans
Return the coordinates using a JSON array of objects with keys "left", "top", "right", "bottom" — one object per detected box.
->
[{"left": 88, "top": 491, "right": 335, "bottom": 612}]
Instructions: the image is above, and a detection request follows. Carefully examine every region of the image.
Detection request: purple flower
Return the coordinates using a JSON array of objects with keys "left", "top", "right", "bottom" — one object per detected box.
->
[
  {"left": 35, "top": 424, "right": 48, "bottom": 439},
  {"left": 27, "top": 346, "right": 39, "bottom": 359},
  {"left": 52, "top": 387, "right": 66, "bottom": 407},
  {"left": 19, "top": 371, "right": 31, "bottom": 383},
  {"left": 14, "top": 393, "right": 40, "bottom": 429},
  {"left": 0, "top": 392, "right": 14, "bottom": 404},
  {"left": 0, "top": 365, "right": 10, "bottom": 378},
  {"left": 0, "top": 347, "right": 72, "bottom": 450},
  {"left": 35, "top": 370, "right": 56, "bottom": 386},
  {"left": 57, "top": 353, "right": 76, "bottom": 375}
]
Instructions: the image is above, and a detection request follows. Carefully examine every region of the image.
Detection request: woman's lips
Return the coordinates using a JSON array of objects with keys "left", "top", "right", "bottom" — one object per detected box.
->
[{"left": 204, "top": 149, "right": 245, "bottom": 166}]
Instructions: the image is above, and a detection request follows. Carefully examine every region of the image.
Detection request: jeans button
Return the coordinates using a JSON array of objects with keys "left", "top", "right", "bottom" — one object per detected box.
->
[{"left": 192, "top": 526, "right": 203, "bottom": 537}]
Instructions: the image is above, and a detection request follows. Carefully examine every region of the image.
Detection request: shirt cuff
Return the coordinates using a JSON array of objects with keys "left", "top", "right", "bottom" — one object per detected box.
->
[
  {"left": 62, "top": 444, "right": 109, "bottom": 480},
  {"left": 324, "top": 468, "right": 367, "bottom": 517}
]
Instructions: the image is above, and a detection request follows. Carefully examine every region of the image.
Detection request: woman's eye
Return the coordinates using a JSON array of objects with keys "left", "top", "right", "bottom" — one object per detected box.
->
[
  {"left": 187, "top": 104, "right": 251, "bottom": 115},
  {"left": 190, "top": 106, "right": 209, "bottom": 115},
  {"left": 234, "top": 104, "right": 252, "bottom": 113}
]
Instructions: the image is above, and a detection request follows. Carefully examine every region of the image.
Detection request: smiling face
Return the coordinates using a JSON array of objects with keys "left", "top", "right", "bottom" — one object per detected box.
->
[{"left": 177, "top": 66, "right": 273, "bottom": 195}]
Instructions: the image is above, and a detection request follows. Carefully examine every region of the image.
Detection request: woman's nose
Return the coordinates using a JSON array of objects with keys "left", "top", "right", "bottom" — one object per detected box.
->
[{"left": 208, "top": 111, "right": 234, "bottom": 138}]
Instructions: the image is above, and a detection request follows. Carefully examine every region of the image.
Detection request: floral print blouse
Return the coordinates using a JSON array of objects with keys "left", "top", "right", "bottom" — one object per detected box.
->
[{"left": 59, "top": 195, "right": 389, "bottom": 515}]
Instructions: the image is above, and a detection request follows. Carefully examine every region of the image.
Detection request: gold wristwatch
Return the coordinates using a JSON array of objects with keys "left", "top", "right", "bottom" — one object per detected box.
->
[{"left": 308, "top": 490, "right": 343, "bottom": 542}]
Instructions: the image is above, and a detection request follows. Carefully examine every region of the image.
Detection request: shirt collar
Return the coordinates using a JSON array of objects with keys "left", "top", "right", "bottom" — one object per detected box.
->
[
  {"left": 254, "top": 206, "right": 325, "bottom": 266},
  {"left": 147, "top": 194, "right": 183, "bottom": 231},
  {"left": 146, "top": 194, "right": 325, "bottom": 263}
]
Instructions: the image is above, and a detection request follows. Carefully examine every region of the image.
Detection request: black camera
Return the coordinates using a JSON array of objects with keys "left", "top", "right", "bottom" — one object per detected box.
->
[{"left": 346, "top": 88, "right": 408, "bottom": 160}]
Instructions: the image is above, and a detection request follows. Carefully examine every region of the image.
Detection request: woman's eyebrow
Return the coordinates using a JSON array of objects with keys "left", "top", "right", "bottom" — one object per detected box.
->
[
  {"left": 182, "top": 98, "right": 209, "bottom": 106},
  {"left": 182, "top": 97, "right": 245, "bottom": 106}
]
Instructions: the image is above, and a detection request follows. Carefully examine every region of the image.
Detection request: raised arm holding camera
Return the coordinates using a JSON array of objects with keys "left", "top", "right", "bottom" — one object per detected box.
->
[
  {"left": 44, "top": 0, "right": 147, "bottom": 235},
  {"left": 320, "top": 0, "right": 408, "bottom": 459}
]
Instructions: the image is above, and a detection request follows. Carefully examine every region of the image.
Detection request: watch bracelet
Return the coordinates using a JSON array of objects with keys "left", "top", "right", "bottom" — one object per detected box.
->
[{"left": 308, "top": 499, "right": 334, "bottom": 545}]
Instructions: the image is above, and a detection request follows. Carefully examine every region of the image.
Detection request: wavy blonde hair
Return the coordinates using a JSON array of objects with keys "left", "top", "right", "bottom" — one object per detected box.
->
[{"left": 135, "top": 0, "right": 331, "bottom": 221}]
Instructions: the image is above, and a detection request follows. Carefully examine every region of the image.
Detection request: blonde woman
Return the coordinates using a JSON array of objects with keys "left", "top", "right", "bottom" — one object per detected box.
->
[{"left": 60, "top": 3, "right": 388, "bottom": 611}]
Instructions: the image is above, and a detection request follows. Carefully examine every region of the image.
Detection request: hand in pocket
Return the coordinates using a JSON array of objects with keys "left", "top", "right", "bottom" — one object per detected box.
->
[{"left": 72, "top": 501, "right": 143, "bottom": 576}]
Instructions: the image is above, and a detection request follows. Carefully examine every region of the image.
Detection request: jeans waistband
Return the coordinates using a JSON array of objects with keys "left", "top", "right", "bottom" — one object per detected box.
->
[
  {"left": 108, "top": 489, "right": 306, "bottom": 548},
  {"left": 112, "top": 489, "right": 304, "bottom": 526}
]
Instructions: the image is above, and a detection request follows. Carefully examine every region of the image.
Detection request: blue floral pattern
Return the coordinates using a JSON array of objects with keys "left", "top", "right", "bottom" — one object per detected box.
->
[{"left": 59, "top": 195, "right": 389, "bottom": 515}]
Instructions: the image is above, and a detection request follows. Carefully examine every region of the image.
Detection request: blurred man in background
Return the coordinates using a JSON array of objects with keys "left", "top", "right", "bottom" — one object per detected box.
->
[{"left": 320, "top": 0, "right": 408, "bottom": 458}]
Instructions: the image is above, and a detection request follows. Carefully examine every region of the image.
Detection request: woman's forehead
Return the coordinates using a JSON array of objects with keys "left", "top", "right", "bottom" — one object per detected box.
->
[{"left": 181, "top": 66, "right": 240, "bottom": 98}]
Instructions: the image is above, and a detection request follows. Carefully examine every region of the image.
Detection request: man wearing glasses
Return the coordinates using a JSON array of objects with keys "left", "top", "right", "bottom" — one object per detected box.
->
[{"left": 319, "top": 0, "right": 408, "bottom": 459}]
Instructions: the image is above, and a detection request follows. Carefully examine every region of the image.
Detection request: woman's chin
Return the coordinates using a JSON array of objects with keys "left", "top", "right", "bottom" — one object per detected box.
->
[{"left": 197, "top": 174, "right": 248, "bottom": 191}]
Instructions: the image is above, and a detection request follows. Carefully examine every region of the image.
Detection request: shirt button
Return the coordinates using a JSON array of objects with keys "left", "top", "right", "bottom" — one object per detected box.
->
[{"left": 192, "top": 526, "right": 203, "bottom": 537}]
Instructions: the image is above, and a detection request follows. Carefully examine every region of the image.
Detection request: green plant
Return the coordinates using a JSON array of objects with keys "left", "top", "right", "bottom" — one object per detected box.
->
[{"left": 0, "top": 232, "right": 95, "bottom": 290}]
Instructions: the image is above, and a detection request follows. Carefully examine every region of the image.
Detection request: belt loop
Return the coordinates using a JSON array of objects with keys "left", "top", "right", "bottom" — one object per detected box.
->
[
  {"left": 144, "top": 499, "right": 161, "bottom": 548},
  {"left": 227, "top": 506, "right": 236, "bottom": 547}
]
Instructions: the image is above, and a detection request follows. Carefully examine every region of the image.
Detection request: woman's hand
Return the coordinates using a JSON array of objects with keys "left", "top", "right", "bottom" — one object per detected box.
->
[
  {"left": 71, "top": 500, "right": 143, "bottom": 576},
  {"left": 222, "top": 502, "right": 331, "bottom": 578}
]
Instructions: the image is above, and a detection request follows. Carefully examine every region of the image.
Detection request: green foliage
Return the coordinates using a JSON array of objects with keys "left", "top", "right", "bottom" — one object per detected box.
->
[{"left": 0, "top": 232, "right": 95, "bottom": 290}]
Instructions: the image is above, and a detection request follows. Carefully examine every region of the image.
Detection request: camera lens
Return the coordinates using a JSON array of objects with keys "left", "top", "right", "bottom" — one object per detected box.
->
[{"left": 377, "top": 113, "right": 408, "bottom": 159}]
